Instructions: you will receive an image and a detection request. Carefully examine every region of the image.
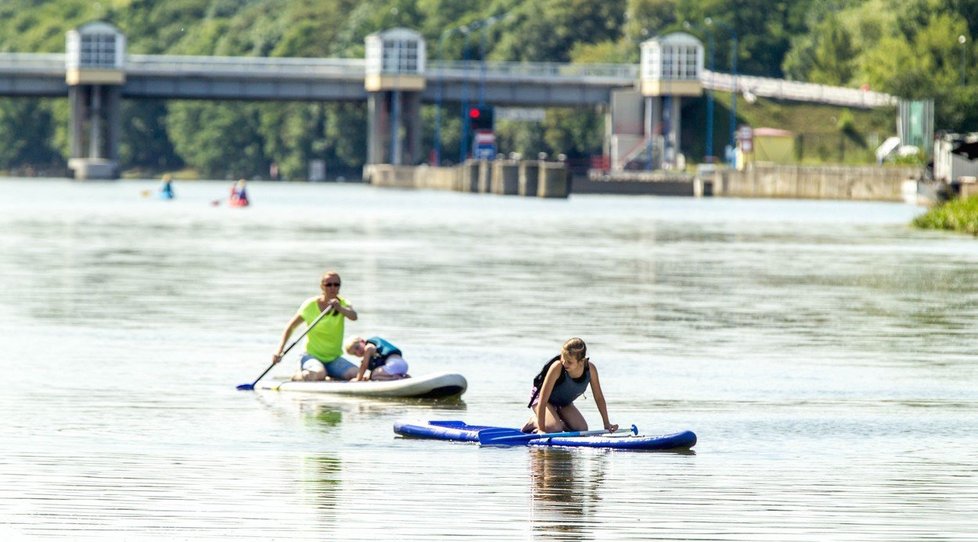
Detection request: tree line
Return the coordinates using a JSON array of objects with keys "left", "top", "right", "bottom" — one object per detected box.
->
[{"left": 0, "top": 0, "right": 975, "bottom": 178}]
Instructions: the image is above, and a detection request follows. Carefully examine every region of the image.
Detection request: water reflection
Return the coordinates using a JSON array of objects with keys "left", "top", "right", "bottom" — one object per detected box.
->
[
  {"left": 529, "top": 448, "right": 606, "bottom": 540},
  {"left": 303, "top": 404, "right": 343, "bottom": 428},
  {"left": 301, "top": 452, "right": 343, "bottom": 534},
  {"left": 2, "top": 181, "right": 976, "bottom": 540}
]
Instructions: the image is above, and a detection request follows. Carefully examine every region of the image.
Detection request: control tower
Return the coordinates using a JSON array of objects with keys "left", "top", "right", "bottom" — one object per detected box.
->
[
  {"left": 66, "top": 21, "right": 125, "bottom": 180},
  {"left": 364, "top": 28, "right": 426, "bottom": 165}
]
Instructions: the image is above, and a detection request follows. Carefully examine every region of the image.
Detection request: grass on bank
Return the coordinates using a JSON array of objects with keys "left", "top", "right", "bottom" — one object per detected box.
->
[
  {"left": 913, "top": 196, "right": 978, "bottom": 236},
  {"left": 682, "top": 94, "right": 898, "bottom": 165}
]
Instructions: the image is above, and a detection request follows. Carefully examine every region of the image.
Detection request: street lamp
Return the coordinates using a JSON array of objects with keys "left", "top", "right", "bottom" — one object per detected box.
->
[
  {"left": 433, "top": 27, "right": 464, "bottom": 165},
  {"left": 433, "top": 13, "right": 509, "bottom": 165},
  {"left": 684, "top": 18, "right": 717, "bottom": 163},
  {"left": 689, "top": 19, "right": 717, "bottom": 163},
  {"left": 703, "top": 17, "right": 738, "bottom": 165},
  {"left": 458, "top": 25, "right": 473, "bottom": 163},
  {"left": 960, "top": 34, "right": 968, "bottom": 86},
  {"left": 477, "top": 15, "right": 502, "bottom": 107}
]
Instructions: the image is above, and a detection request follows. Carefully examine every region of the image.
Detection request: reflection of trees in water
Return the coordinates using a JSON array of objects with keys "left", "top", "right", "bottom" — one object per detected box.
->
[
  {"left": 529, "top": 448, "right": 607, "bottom": 541},
  {"left": 301, "top": 452, "right": 342, "bottom": 531},
  {"left": 301, "top": 403, "right": 343, "bottom": 429}
]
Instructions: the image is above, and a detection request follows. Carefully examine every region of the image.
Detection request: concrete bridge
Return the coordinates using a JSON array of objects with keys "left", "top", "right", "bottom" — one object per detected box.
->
[
  {"left": 0, "top": 53, "right": 896, "bottom": 107},
  {"left": 0, "top": 22, "right": 898, "bottom": 179}
]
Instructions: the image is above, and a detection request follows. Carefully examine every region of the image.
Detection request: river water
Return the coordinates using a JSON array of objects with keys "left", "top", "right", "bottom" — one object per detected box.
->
[{"left": 1, "top": 178, "right": 975, "bottom": 540}]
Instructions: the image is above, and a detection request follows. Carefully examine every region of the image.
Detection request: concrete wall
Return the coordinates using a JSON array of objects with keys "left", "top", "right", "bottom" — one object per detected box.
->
[
  {"left": 575, "top": 169, "right": 694, "bottom": 196},
  {"left": 717, "top": 164, "right": 922, "bottom": 201},
  {"left": 538, "top": 162, "right": 570, "bottom": 198},
  {"left": 364, "top": 162, "right": 924, "bottom": 202},
  {"left": 491, "top": 160, "right": 520, "bottom": 195},
  {"left": 363, "top": 160, "right": 570, "bottom": 198}
]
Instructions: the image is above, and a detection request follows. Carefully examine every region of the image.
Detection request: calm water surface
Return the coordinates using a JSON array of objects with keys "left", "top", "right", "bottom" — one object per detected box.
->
[{"left": 1, "top": 178, "right": 976, "bottom": 540}]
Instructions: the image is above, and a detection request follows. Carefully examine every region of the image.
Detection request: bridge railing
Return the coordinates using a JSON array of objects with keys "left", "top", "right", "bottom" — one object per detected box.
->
[
  {"left": 703, "top": 70, "right": 897, "bottom": 108},
  {"left": 127, "top": 54, "right": 366, "bottom": 78},
  {"left": 430, "top": 60, "right": 638, "bottom": 83},
  {"left": 0, "top": 53, "right": 64, "bottom": 73}
]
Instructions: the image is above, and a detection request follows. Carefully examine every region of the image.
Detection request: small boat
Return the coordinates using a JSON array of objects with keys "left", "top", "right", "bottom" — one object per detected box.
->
[
  {"left": 259, "top": 372, "right": 467, "bottom": 399},
  {"left": 394, "top": 420, "right": 697, "bottom": 450}
]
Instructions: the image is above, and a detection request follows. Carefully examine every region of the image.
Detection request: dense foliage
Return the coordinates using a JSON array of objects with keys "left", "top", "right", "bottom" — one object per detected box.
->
[
  {"left": 0, "top": 0, "right": 974, "bottom": 178},
  {"left": 913, "top": 195, "right": 978, "bottom": 235}
]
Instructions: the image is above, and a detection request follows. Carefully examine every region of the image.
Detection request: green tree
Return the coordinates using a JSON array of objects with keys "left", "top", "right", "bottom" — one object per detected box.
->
[
  {"left": 166, "top": 101, "right": 268, "bottom": 179},
  {"left": 624, "top": 0, "right": 678, "bottom": 46},
  {"left": 120, "top": 101, "right": 183, "bottom": 171},
  {"left": 786, "top": 14, "right": 856, "bottom": 84},
  {"left": 492, "top": 0, "right": 625, "bottom": 62},
  {"left": 0, "top": 99, "right": 61, "bottom": 170}
]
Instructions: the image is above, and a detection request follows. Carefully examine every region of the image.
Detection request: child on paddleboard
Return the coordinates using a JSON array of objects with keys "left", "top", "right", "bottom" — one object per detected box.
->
[
  {"left": 344, "top": 336, "right": 410, "bottom": 381},
  {"left": 521, "top": 337, "right": 618, "bottom": 434},
  {"left": 271, "top": 271, "right": 359, "bottom": 381}
]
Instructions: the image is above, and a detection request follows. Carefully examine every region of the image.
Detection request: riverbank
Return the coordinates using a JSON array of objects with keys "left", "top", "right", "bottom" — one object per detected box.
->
[
  {"left": 913, "top": 196, "right": 978, "bottom": 235},
  {"left": 714, "top": 164, "right": 921, "bottom": 201}
]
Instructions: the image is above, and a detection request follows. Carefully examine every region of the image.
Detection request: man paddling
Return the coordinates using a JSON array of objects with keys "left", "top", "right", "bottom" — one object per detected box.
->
[{"left": 271, "top": 271, "right": 359, "bottom": 381}]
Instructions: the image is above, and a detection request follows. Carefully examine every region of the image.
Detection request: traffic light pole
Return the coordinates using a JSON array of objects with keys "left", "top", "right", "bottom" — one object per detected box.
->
[{"left": 459, "top": 31, "right": 471, "bottom": 164}]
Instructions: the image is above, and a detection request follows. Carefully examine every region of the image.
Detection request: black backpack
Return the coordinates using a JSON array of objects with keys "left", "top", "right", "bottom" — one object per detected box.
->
[{"left": 527, "top": 355, "right": 563, "bottom": 408}]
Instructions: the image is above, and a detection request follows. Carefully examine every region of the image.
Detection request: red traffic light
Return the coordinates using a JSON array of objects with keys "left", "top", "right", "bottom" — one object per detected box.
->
[{"left": 468, "top": 108, "right": 481, "bottom": 119}]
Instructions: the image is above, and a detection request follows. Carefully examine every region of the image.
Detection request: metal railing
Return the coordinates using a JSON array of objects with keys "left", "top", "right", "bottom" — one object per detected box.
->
[
  {"left": 0, "top": 52, "right": 64, "bottom": 73},
  {"left": 429, "top": 59, "right": 638, "bottom": 82},
  {"left": 127, "top": 54, "right": 365, "bottom": 78},
  {"left": 703, "top": 70, "right": 897, "bottom": 108}
]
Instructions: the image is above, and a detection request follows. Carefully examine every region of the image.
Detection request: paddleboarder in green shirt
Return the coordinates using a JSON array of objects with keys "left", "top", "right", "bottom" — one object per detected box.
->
[{"left": 272, "top": 271, "right": 358, "bottom": 381}]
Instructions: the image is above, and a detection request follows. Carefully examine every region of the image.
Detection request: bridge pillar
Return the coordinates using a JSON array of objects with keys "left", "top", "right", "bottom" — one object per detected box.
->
[
  {"left": 65, "top": 22, "right": 125, "bottom": 180},
  {"left": 366, "top": 90, "right": 423, "bottom": 165},
  {"left": 364, "top": 29, "right": 426, "bottom": 166}
]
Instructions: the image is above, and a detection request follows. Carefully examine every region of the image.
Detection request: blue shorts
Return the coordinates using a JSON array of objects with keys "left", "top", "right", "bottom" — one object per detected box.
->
[{"left": 300, "top": 353, "right": 357, "bottom": 379}]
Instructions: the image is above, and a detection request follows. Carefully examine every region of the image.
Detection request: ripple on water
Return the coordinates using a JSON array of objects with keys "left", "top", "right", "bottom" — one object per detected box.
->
[{"left": 1, "top": 181, "right": 976, "bottom": 539}]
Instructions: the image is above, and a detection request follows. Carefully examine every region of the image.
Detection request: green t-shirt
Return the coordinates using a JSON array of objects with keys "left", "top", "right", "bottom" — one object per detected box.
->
[{"left": 298, "top": 296, "right": 350, "bottom": 361}]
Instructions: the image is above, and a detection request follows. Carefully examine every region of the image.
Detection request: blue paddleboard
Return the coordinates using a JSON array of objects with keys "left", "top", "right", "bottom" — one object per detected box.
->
[{"left": 393, "top": 420, "right": 696, "bottom": 450}]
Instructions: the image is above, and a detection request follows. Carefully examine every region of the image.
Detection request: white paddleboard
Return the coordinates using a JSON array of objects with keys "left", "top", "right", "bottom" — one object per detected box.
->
[{"left": 259, "top": 372, "right": 467, "bottom": 398}]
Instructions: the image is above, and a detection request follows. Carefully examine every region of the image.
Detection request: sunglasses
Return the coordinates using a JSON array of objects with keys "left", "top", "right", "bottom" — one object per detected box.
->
[{"left": 323, "top": 282, "right": 341, "bottom": 287}]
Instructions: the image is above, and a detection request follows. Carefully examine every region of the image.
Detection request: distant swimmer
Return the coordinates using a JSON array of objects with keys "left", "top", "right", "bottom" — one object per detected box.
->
[
  {"left": 229, "top": 178, "right": 249, "bottom": 207},
  {"left": 159, "top": 174, "right": 174, "bottom": 200}
]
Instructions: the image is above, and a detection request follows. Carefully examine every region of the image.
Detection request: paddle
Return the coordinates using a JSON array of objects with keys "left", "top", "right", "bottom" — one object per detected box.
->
[
  {"left": 236, "top": 304, "right": 334, "bottom": 391},
  {"left": 478, "top": 424, "right": 639, "bottom": 446}
]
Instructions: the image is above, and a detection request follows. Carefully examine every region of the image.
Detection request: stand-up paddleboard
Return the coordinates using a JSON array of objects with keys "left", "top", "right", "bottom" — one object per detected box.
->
[
  {"left": 394, "top": 420, "right": 696, "bottom": 450},
  {"left": 259, "top": 372, "right": 467, "bottom": 399}
]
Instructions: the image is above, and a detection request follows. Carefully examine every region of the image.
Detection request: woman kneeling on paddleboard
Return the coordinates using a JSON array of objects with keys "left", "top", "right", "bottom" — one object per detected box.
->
[
  {"left": 345, "top": 336, "right": 410, "bottom": 381},
  {"left": 522, "top": 338, "right": 618, "bottom": 434},
  {"left": 271, "top": 271, "right": 359, "bottom": 381}
]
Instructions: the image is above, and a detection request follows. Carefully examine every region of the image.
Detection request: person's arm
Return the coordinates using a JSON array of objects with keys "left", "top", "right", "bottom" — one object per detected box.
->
[
  {"left": 535, "top": 361, "right": 564, "bottom": 432},
  {"left": 272, "top": 313, "right": 305, "bottom": 364},
  {"left": 328, "top": 298, "right": 358, "bottom": 321},
  {"left": 588, "top": 363, "right": 618, "bottom": 432},
  {"left": 355, "top": 344, "right": 377, "bottom": 381}
]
